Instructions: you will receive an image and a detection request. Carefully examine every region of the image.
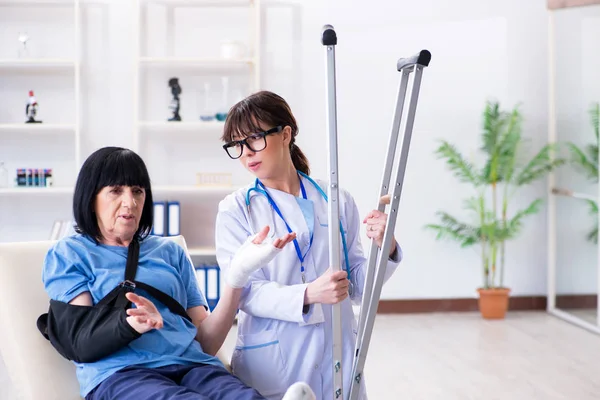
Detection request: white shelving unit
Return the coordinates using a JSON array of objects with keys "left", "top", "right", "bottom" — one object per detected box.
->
[
  {"left": 0, "top": 186, "right": 74, "bottom": 195},
  {"left": 138, "top": 120, "right": 225, "bottom": 131},
  {"left": 131, "top": 0, "right": 261, "bottom": 262},
  {"left": 0, "top": 123, "right": 76, "bottom": 133},
  {"left": 0, "top": 0, "right": 81, "bottom": 193},
  {"left": 152, "top": 185, "right": 244, "bottom": 194},
  {"left": 139, "top": 56, "right": 254, "bottom": 66},
  {"left": 0, "top": 58, "right": 76, "bottom": 69},
  {"left": 188, "top": 246, "right": 216, "bottom": 256},
  {"left": 132, "top": 0, "right": 261, "bottom": 158}
]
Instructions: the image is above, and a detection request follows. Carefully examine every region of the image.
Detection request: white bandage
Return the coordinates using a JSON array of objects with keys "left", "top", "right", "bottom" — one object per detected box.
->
[
  {"left": 282, "top": 382, "right": 316, "bottom": 400},
  {"left": 226, "top": 235, "right": 283, "bottom": 288}
]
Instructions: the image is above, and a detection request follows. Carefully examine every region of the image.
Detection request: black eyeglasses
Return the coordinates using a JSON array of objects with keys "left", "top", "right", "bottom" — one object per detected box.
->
[{"left": 222, "top": 126, "right": 283, "bottom": 159}]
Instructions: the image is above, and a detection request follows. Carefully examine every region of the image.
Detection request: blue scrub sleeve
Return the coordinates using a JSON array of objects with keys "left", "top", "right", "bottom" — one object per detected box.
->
[{"left": 42, "top": 243, "right": 91, "bottom": 304}]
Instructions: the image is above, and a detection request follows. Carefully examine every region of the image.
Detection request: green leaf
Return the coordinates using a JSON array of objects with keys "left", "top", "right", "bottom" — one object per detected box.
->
[
  {"left": 434, "top": 141, "right": 482, "bottom": 185},
  {"left": 514, "top": 144, "right": 566, "bottom": 185},
  {"left": 587, "top": 227, "right": 598, "bottom": 244},
  {"left": 497, "top": 109, "right": 522, "bottom": 183},
  {"left": 590, "top": 102, "right": 599, "bottom": 141},
  {"left": 502, "top": 199, "right": 543, "bottom": 239},
  {"left": 585, "top": 143, "right": 598, "bottom": 168},
  {"left": 481, "top": 100, "right": 507, "bottom": 155},
  {"left": 424, "top": 211, "right": 480, "bottom": 248},
  {"left": 567, "top": 142, "right": 598, "bottom": 181}
]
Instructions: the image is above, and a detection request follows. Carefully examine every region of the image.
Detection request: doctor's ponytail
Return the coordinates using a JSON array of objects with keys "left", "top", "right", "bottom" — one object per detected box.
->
[
  {"left": 222, "top": 90, "right": 311, "bottom": 176},
  {"left": 290, "top": 142, "right": 310, "bottom": 176}
]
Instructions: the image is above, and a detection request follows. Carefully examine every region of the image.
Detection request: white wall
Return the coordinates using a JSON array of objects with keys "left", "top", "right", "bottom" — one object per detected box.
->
[
  {"left": 293, "top": 0, "right": 553, "bottom": 299},
  {"left": 2, "top": 0, "right": 595, "bottom": 300}
]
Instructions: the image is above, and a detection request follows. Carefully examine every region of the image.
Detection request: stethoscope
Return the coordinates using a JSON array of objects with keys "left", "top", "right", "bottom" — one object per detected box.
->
[{"left": 245, "top": 170, "right": 352, "bottom": 294}]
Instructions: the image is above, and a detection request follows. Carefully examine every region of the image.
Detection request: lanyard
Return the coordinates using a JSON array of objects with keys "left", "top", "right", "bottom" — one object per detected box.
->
[
  {"left": 247, "top": 172, "right": 352, "bottom": 292},
  {"left": 255, "top": 178, "right": 313, "bottom": 282}
]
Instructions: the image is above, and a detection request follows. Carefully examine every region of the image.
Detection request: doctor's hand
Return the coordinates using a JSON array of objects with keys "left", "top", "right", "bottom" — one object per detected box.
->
[
  {"left": 125, "top": 292, "right": 164, "bottom": 334},
  {"left": 304, "top": 268, "right": 350, "bottom": 305},
  {"left": 226, "top": 226, "right": 296, "bottom": 289},
  {"left": 363, "top": 208, "right": 397, "bottom": 257}
]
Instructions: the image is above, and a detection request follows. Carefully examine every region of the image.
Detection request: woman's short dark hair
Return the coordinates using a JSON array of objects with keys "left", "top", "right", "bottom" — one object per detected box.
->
[
  {"left": 73, "top": 146, "right": 154, "bottom": 243},
  {"left": 222, "top": 90, "right": 310, "bottom": 175}
]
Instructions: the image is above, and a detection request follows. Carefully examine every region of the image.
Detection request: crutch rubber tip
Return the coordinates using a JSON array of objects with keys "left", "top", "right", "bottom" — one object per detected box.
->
[
  {"left": 397, "top": 49, "right": 432, "bottom": 71},
  {"left": 321, "top": 24, "right": 337, "bottom": 46}
]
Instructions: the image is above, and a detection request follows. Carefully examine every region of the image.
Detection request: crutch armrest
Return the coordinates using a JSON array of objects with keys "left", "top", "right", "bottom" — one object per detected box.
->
[
  {"left": 321, "top": 24, "right": 337, "bottom": 46},
  {"left": 397, "top": 50, "right": 431, "bottom": 71}
]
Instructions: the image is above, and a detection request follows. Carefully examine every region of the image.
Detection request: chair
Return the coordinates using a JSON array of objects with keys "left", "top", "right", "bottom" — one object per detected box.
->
[{"left": 0, "top": 236, "right": 230, "bottom": 400}]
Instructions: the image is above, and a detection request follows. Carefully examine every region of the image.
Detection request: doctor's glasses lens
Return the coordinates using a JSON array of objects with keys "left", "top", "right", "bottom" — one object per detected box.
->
[{"left": 223, "top": 134, "right": 267, "bottom": 159}]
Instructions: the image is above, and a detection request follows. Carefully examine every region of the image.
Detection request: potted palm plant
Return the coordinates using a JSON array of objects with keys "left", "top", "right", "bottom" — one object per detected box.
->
[{"left": 425, "top": 100, "right": 566, "bottom": 319}]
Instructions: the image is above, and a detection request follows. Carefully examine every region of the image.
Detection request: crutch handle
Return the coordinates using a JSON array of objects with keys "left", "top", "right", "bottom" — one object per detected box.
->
[
  {"left": 551, "top": 187, "right": 571, "bottom": 196},
  {"left": 379, "top": 194, "right": 391, "bottom": 205},
  {"left": 321, "top": 24, "right": 337, "bottom": 46},
  {"left": 397, "top": 49, "right": 431, "bottom": 71}
]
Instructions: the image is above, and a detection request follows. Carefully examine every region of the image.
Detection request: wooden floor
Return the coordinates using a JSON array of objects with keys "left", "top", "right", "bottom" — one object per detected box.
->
[{"left": 2, "top": 311, "right": 599, "bottom": 399}]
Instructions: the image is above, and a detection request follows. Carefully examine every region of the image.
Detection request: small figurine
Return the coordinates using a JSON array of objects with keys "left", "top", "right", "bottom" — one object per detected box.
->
[
  {"left": 168, "top": 77, "right": 182, "bottom": 121},
  {"left": 25, "top": 90, "right": 42, "bottom": 123}
]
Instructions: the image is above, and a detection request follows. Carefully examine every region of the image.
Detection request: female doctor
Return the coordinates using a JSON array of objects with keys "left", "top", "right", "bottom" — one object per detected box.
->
[{"left": 215, "top": 91, "right": 403, "bottom": 400}]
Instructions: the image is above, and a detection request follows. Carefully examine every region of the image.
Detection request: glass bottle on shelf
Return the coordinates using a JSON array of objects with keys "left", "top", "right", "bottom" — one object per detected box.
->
[
  {"left": 198, "top": 82, "right": 215, "bottom": 122},
  {"left": 215, "top": 76, "right": 229, "bottom": 122},
  {"left": 0, "top": 162, "right": 9, "bottom": 188}
]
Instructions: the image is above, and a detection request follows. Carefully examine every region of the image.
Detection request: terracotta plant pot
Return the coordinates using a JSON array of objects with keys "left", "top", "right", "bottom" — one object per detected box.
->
[{"left": 477, "top": 287, "right": 511, "bottom": 319}]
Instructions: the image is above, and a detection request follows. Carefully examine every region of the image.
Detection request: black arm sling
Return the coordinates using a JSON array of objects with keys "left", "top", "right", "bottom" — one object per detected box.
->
[{"left": 37, "top": 238, "right": 193, "bottom": 364}]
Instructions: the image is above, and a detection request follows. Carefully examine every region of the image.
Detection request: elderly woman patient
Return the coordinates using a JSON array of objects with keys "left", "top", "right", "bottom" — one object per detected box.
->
[{"left": 41, "top": 146, "right": 315, "bottom": 400}]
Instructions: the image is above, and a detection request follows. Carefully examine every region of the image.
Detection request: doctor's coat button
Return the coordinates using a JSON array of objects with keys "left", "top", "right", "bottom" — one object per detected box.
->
[
  {"left": 314, "top": 364, "right": 319, "bottom": 370},
  {"left": 315, "top": 323, "right": 320, "bottom": 327}
]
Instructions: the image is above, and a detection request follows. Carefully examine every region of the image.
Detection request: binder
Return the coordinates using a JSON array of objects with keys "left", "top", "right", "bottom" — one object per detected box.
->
[
  {"left": 152, "top": 202, "right": 167, "bottom": 236},
  {"left": 206, "top": 265, "right": 220, "bottom": 311},
  {"left": 195, "top": 267, "right": 207, "bottom": 302},
  {"left": 194, "top": 264, "right": 221, "bottom": 312},
  {"left": 167, "top": 201, "right": 180, "bottom": 236}
]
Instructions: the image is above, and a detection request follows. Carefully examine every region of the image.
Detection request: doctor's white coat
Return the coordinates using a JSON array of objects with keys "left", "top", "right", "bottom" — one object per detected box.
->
[{"left": 215, "top": 175, "right": 402, "bottom": 400}]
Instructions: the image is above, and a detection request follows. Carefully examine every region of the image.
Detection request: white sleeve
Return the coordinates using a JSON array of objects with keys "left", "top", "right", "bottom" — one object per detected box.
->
[
  {"left": 215, "top": 205, "right": 319, "bottom": 324},
  {"left": 341, "top": 190, "right": 403, "bottom": 304}
]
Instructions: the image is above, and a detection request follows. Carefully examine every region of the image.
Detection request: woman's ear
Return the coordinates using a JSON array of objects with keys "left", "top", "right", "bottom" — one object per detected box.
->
[{"left": 282, "top": 125, "right": 293, "bottom": 146}]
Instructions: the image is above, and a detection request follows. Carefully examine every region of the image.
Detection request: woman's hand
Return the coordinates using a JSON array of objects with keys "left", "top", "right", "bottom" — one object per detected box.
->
[
  {"left": 125, "top": 292, "right": 164, "bottom": 334},
  {"left": 226, "top": 225, "right": 296, "bottom": 288},
  {"left": 363, "top": 209, "right": 396, "bottom": 257},
  {"left": 305, "top": 268, "right": 350, "bottom": 305}
]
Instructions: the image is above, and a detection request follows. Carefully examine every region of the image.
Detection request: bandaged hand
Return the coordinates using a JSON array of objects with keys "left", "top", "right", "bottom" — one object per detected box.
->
[
  {"left": 227, "top": 226, "right": 296, "bottom": 288},
  {"left": 125, "top": 292, "right": 164, "bottom": 334}
]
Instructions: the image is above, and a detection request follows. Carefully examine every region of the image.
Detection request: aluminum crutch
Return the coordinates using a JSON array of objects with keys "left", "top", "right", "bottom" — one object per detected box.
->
[
  {"left": 321, "top": 24, "right": 345, "bottom": 400},
  {"left": 349, "top": 49, "right": 431, "bottom": 400}
]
